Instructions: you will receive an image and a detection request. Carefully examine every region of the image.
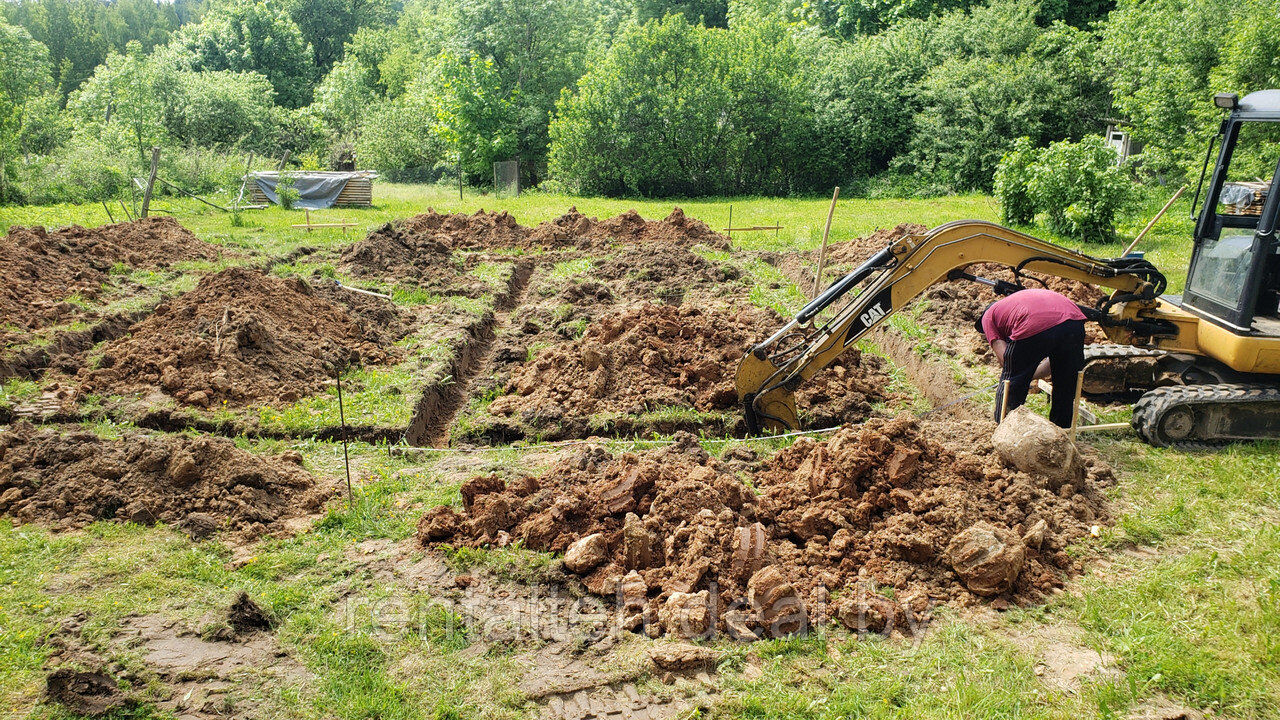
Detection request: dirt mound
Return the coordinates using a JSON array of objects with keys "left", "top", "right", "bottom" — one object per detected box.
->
[
  {"left": 0, "top": 422, "right": 332, "bottom": 538},
  {"left": 825, "top": 223, "right": 927, "bottom": 268},
  {"left": 393, "top": 209, "right": 531, "bottom": 250},
  {"left": 77, "top": 267, "right": 409, "bottom": 407},
  {"left": 527, "top": 207, "right": 731, "bottom": 250},
  {"left": 420, "top": 416, "right": 1112, "bottom": 638},
  {"left": 0, "top": 217, "right": 221, "bottom": 332},
  {"left": 339, "top": 221, "right": 488, "bottom": 295},
  {"left": 593, "top": 245, "right": 742, "bottom": 304},
  {"left": 484, "top": 304, "right": 894, "bottom": 435}
]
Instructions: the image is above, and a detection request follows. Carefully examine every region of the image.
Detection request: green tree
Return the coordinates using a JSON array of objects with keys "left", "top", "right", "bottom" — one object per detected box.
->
[
  {"left": 169, "top": 70, "right": 282, "bottom": 152},
  {"left": 283, "top": 0, "right": 396, "bottom": 76},
  {"left": 68, "top": 41, "right": 170, "bottom": 162},
  {"left": 901, "top": 2, "right": 1108, "bottom": 190},
  {"left": 1100, "top": 0, "right": 1233, "bottom": 179},
  {"left": 2, "top": 0, "right": 181, "bottom": 99},
  {"left": 169, "top": 0, "right": 315, "bottom": 108},
  {"left": 425, "top": 50, "right": 517, "bottom": 181},
  {"left": 0, "top": 20, "right": 55, "bottom": 199},
  {"left": 633, "top": 0, "right": 728, "bottom": 27},
  {"left": 314, "top": 55, "right": 378, "bottom": 136},
  {"left": 549, "top": 14, "right": 815, "bottom": 196}
]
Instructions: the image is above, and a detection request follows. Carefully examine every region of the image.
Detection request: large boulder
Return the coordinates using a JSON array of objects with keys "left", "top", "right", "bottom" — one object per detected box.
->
[
  {"left": 945, "top": 522, "right": 1026, "bottom": 596},
  {"left": 991, "top": 406, "right": 1086, "bottom": 490}
]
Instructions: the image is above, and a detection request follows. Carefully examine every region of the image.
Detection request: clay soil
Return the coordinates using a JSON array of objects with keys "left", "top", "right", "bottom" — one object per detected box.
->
[
  {"left": 76, "top": 267, "right": 413, "bottom": 408},
  {"left": 421, "top": 416, "right": 1113, "bottom": 637},
  {"left": 0, "top": 421, "right": 331, "bottom": 538},
  {"left": 0, "top": 217, "right": 223, "bottom": 333},
  {"left": 474, "top": 303, "right": 896, "bottom": 440},
  {"left": 378, "top": 207, "right": 731, "bottom": 252},
  {"left": 338, "top": 220, "right": 489, "bottom": 295}
]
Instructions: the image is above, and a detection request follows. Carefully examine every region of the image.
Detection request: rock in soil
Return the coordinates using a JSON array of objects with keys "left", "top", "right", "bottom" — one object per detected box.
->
[
  {"left": 649, "top": 643, "right": 722, "bottom": 672},
  {"left": 420, "top": 416, "right": 1113, "bottom": 638},
  {"left": 45, "top": 668, "right": 129, "bottom": 717},
  {"left": 991, "top": 406, "right": 1087, "bottom": 490},
  {"left": 564, "top": 533, "right": 609, "bottom": 573},
  {"left": 76, "top": 267, "right": 411, "bottom": 408},
  {"left": 748, "top": 565, "right": 808, "bottom": 638},
  {"left": 0, "top": 421, "right": 332, "bottom": 539},
  {"left": 944, "top": 522, "right": 1027, "bottom": 596}
]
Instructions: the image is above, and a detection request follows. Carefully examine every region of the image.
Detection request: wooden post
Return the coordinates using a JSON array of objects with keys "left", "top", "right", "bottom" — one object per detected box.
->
[
  {"left": 276, "top": 150, "right": 290, "bottom": 171},
  {"left": 812, "top": 186, "right": 841, "bottom": 298},
  {"left": 1122, "top": 184, "right": 1187, "bottom": 257},
  {"left": 998, "top": 379, "right": 1011, "bottom": 423},
  {"left": 305, "top": 209, "right": 311, "bottom": 232},
  {"left": 1069, "top": 369, "right": 1085, "bottom": 442},
  {"left": 119, "top": 199, "right": 133, "bottom": 221},
  {"left": 727, "top": 205, "right": 732, "bottom": 242},
  {"left": 140, "top": 146, "right": 161, "bottom": 218},
  {"left": 101, "top": 200, "right": 114, "bottom": 223}
]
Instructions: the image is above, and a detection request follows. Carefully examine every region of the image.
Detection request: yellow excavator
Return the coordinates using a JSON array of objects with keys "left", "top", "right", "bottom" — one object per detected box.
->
[{"left": 738, "top": 90, "right": 1280, "bottom": 447}]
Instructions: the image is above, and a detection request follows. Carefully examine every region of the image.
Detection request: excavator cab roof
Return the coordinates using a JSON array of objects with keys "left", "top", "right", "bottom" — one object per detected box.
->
[{"left": 1237, "top": 90, "right": 1280, "bottom": 120}]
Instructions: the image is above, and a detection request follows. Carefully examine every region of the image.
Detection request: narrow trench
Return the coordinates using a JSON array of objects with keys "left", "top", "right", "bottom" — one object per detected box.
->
[{"left": 404, "top": 260, "right": 535, "bottom": 447}]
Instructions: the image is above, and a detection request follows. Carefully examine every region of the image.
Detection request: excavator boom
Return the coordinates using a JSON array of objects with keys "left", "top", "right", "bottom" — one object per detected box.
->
[{"left": 737, "top": 220, "right": 1169, "bottom": 433}]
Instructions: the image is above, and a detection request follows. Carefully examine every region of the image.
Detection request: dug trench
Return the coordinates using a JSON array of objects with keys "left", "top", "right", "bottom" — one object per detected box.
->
[{"left": 403, "top": 259, "right": 534, "bottom": 446}]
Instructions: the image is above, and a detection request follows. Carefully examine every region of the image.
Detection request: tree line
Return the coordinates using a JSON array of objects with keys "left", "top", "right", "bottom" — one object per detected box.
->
[{"left": 1, "top": 0, "right": 1278, "bottom": 204}]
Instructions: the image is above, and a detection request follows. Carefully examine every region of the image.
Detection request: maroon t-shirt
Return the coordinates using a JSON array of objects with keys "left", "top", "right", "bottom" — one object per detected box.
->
[{"left": 981, "top": 288, "right": 1085, "bottom": 343}]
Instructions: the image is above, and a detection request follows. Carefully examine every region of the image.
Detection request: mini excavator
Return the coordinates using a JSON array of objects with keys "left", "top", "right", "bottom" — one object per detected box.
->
[{"left": 738, "top": 90, "right": 1280, "bottom": 447}]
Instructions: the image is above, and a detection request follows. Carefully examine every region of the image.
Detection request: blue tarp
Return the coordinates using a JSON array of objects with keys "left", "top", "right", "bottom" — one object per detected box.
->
[{"left": 247, "top": 171, "right": 375, "bottom": 210}]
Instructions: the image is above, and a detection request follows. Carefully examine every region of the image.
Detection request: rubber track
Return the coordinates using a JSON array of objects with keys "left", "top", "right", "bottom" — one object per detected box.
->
[{"left": 1132, "top": 383, "right": 1280, "bottom": 448}]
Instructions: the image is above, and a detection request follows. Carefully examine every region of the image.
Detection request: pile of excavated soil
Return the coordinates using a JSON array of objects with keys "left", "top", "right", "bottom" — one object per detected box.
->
[
  {"left": 593, "top": 245, "right": 743, "bottom": 304},
  {"left": 482, "top": 304, "right": 895, "bottom": 437},
  {"left": 77, "top": 267, "right": 411, "bottom": 407},
  {"left": 388, "top": 209, "right": 532, "bottom": 250},
  {"left": 484, "top": 245, "right": 748, "bottom": 373},
  {"left": 527, "top": 207, "right": 731, "bottom": 251},
  {"left": 0, "top": 217, "right": 222, "bottom": 332},
  {"left": 381, "top": 207, "right": 732, "bottom": 252},
  {"left": 0, "top": 422, "right": 331, "bottom": 537},
  {"left": 420, "top": 416, "right": 1113, "bottom": 639},
  {"left": 339, "top": 221, "right": 488, "bottom": 295}
]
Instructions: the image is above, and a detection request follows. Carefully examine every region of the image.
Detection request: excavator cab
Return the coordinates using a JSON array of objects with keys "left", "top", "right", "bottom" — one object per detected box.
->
[{"left": 1183, "top": 90, "right": 1280, "bottom": 336}]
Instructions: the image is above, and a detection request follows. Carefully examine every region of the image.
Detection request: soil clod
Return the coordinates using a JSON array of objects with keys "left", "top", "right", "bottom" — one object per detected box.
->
[
  {"left": 227, "top": 591, "right": 275, "bottom": 633},
  {"left": 0, "top": 422, "right": 332, "bottom": 538},
  {"left": 45, "top": 668, "right": 129, "bottom": 717}
]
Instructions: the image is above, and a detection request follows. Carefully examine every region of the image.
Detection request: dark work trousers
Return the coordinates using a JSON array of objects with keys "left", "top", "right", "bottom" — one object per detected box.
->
[{"left": 993, "top": 319, "right": 1086, "bottom": 428}]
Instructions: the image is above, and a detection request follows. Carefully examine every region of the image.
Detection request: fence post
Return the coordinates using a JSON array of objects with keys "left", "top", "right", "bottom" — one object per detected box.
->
[{"left": 140, "top": 146, "right": 161, "bottom": 218}]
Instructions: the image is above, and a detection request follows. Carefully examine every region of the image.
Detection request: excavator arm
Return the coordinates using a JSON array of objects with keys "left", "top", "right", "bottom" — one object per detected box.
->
[{"left": 737, "top": 220, "right": 1171, "bottom": 433}]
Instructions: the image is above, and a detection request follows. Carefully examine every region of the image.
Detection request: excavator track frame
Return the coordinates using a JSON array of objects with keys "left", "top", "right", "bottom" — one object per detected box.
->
[{"left": 1133, "top": 384, "right": 1280, "bottom": 447}]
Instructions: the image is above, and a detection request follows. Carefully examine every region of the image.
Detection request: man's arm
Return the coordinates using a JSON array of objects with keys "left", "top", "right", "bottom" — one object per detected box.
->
[{"left": 990, "top": 339, "right": 1007, "bottom": 367}]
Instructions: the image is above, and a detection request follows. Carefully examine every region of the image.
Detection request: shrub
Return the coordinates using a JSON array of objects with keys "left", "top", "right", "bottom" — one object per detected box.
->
[
  {"left": 995, "top": 136, "right": 1133, "bottom": 242},
  {"left": 993, "top": 137, "right": 1037, "bottom": 225}
]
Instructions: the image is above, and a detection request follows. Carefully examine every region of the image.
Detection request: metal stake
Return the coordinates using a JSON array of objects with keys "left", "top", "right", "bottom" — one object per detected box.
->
[{"left": 336, "top": 367, "right": 353, "bottom": 505}]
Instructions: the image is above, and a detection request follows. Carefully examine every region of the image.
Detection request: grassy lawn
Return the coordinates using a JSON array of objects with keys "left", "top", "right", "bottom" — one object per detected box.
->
[{"left": 0, "top": 185, "right": 1271, "bottom": 719}]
